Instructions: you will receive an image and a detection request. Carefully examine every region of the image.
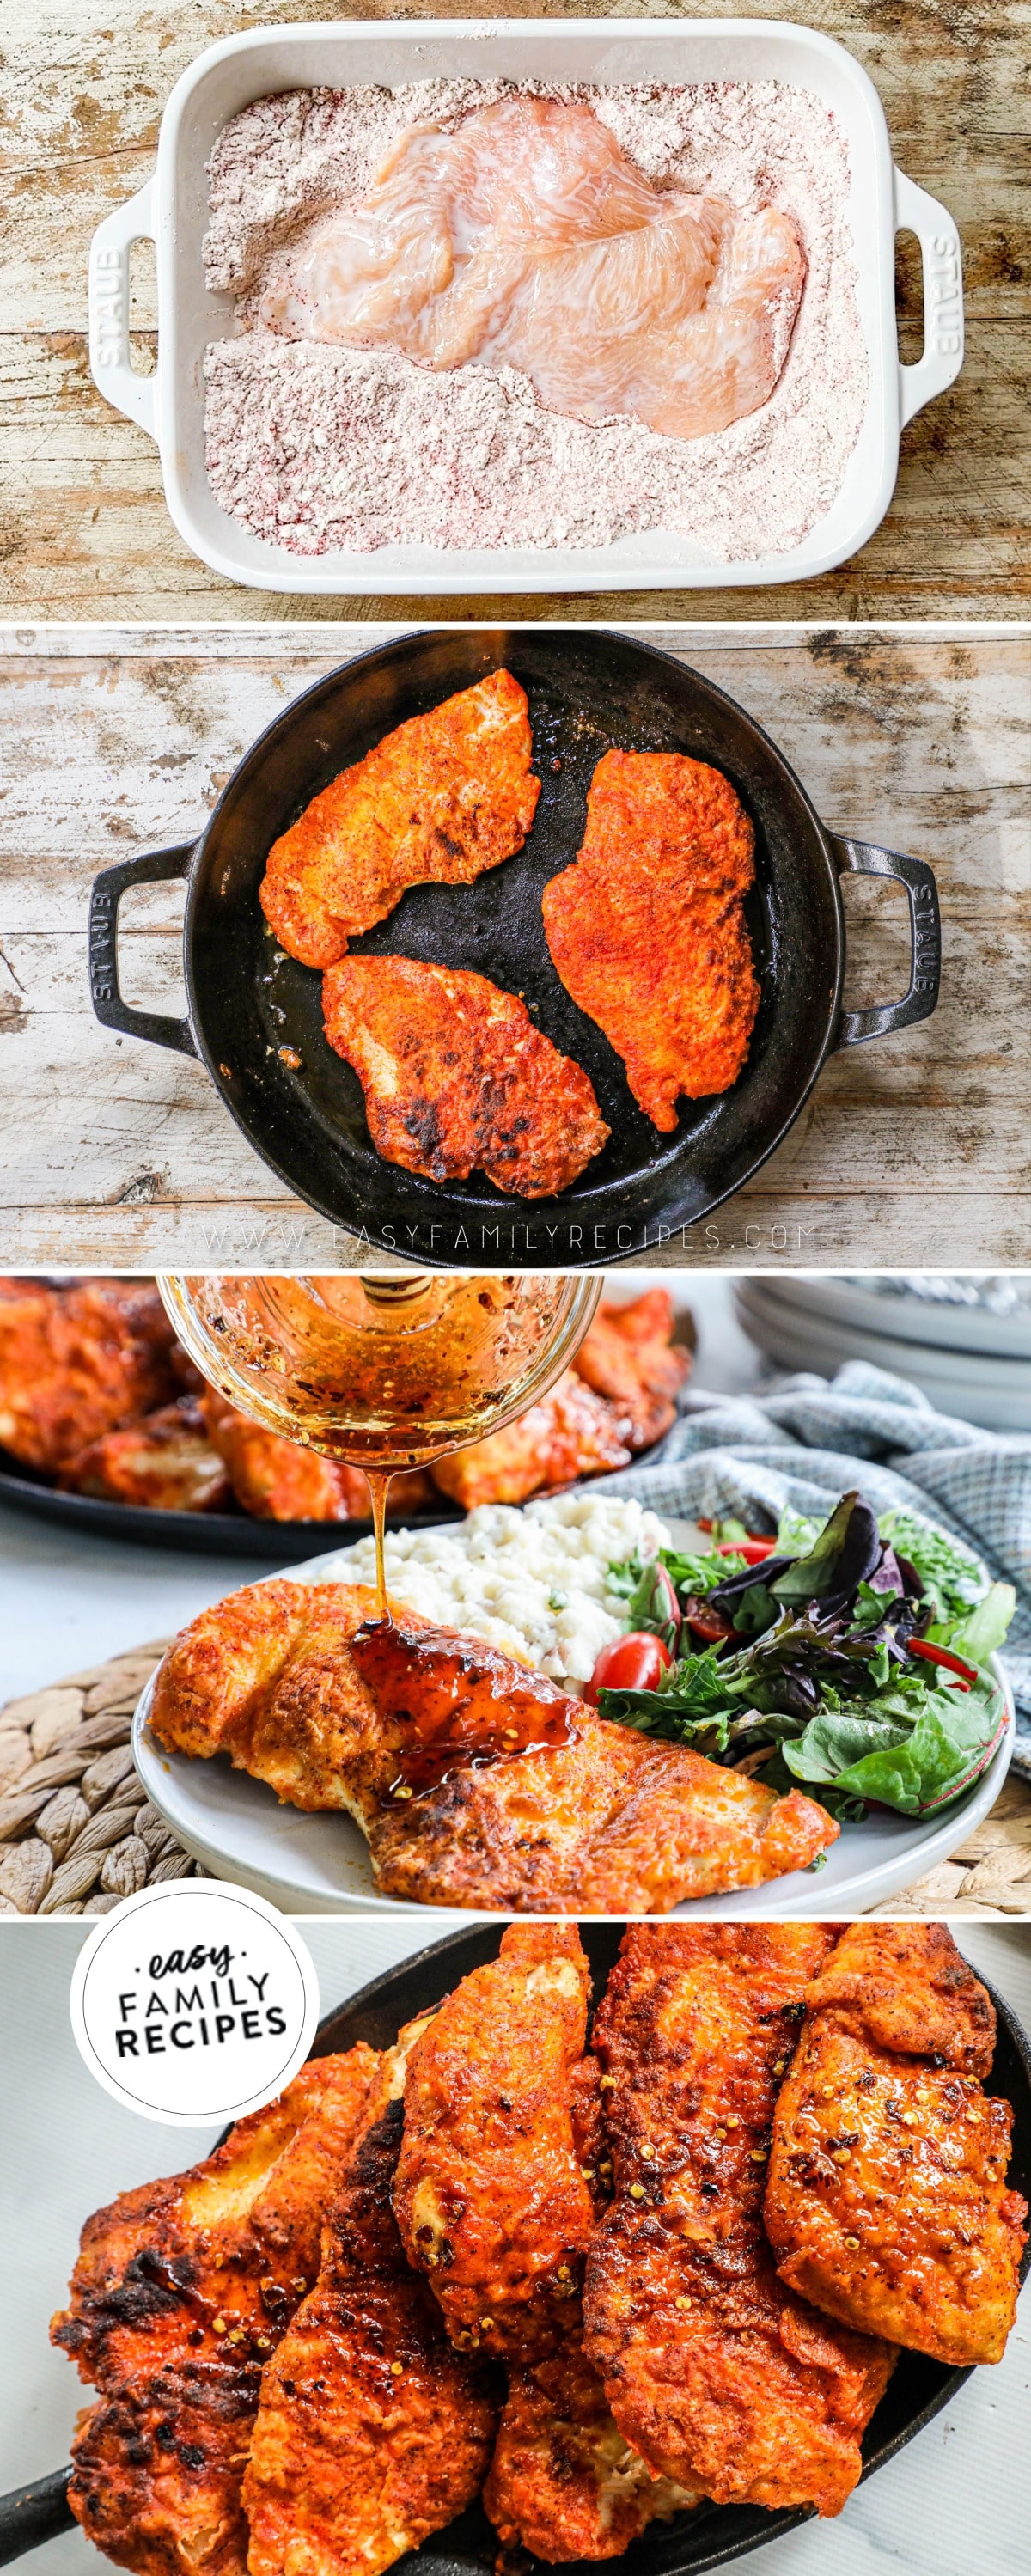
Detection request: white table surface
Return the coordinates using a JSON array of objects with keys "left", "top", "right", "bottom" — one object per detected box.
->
[
  {"left": 1, "top": 1917, "right": 1028, "bottom": 2576},
  {"left": 0, "top": 1277, "right": 764, "bottom": 1704}
]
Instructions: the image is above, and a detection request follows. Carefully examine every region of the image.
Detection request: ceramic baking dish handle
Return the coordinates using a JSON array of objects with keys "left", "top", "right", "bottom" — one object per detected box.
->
[
  {"left": 89, "top": 846, "right": 198, "bottom": 1057},
  {"left": 88, "top": 179, "right": 158, "bottom": 439},
  {"left": 830, "top": 839, "right": 941, "bottom": 1047},
  {"left": 894, "top": 168, "right": 964, "bottom": 428}
]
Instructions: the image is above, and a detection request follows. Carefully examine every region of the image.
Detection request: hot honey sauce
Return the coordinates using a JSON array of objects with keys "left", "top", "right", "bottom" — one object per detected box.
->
[
  {"left": 159, "top": 1272, "right": 601, "bottom": 1617},
  {"left": 351, "top": 1619, "right": 579, "bottom": 1801}
]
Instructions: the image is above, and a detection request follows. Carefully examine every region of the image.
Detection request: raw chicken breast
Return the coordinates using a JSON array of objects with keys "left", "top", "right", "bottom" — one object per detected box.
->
[{"left": 259, "top": 98, "right": 806, "bottom": 443}]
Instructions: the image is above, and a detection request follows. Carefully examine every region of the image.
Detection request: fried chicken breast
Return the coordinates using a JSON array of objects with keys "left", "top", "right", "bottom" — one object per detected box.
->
[
  {"left": 51, "top": 2049, "right": 386, "bottom": 2576},
  {"left": 0, "top": 1277, "right": 180, "bottom": 1474},
  {"left": 574, "top": 1288, "right": 692, "bottom": 1448},
  {"left": 321, "top": 955, "right": 610, "bottom": 1197},
  {"left": 395, "top": 1923, "right": 694, "bottom": 2561},
  {"left": 542, "top": 749, "right": 760, "bottom": 1130},
  {"left": 583, "top": 1927, "right": 895, "bottom": 2520},
  {"left": 61, "top": 1397, "right": 231, "bottom": 1514},
  {"left": 429, "top": 1368, "right": 632, "bottom": 1510},
  {"left": 430, "top": 1290, "right": 689, "bottom": 1504},
  {"left": 764, "top": 1923, "right": 1028, "bottom": 2367},
  {"left": 198, "top": 1389, "right": 432, "bottom": 1523},
  {"left": 484, "top": 2346, "right": 700, "bottom": 2563},
  {"left": 259, "top": 670, "right": 540, "bottom": 969},
  {"left": 148, "top": 1582, "right": 838, "bottom": 1913},
  {"left": 393, "top": 1925, "right": 595, "bottom": 2362},
  {"left": 244, "top": 2099, "right": 497, "bottom": 2576}
]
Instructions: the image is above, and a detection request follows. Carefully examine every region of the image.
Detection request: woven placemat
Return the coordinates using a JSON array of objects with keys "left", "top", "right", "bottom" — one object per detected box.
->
[
  {"left": 0, "top": 1643, "right": 200, "bottom": 1915},
  {"left": 2, "top": 1646, "right": 1029, "bottom": 1920}
]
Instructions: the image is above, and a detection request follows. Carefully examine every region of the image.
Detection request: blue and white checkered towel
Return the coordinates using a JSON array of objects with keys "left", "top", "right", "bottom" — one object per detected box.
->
[{"left": 597, "top": 1359, "right": 1031, "bottom": 1778}]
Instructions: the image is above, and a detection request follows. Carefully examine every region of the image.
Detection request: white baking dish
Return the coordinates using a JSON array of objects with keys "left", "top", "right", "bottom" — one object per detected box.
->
[{"left": 88, "top": 18, "right": 964, "bottom": 595}]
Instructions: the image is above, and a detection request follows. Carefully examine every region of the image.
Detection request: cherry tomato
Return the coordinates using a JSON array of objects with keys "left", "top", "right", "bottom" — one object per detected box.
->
[
  {"left": 587, "top": 1632, "right": 673, "bottom": 1703},
  {"left": 716, "top": 1538, "right": 778, "bottom": 1563},
  {"left": 682, "top": 1596, "right": 736, "bottom": 1644}
]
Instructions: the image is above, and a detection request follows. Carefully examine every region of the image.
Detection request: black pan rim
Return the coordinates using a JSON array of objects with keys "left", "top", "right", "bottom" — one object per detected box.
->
[
  {"left": 177, "top": 626, "right": 849, "bottom": 1267},
  {"left": 3, "top": 1937, "right": 1024, "bottom": 2573},
  {"left": 294, "top": 1922, "right": 1031, "bottom": 2576},
  {"left": 0, "top": 1413, "right": 669, "bottom": 1559},
  {"left": 0, "top": 1459, "right": 465, "bottom": 1560}
]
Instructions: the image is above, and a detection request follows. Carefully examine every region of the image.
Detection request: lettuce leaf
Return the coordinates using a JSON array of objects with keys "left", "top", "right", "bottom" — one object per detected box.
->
[
  {"left": 780, "top": 1708, "right": 912, "bottom": 1784},
  {"left": 931, "top": 1582, "right": 1016, "bottom": 1670},
  {"left": 598, "top": 1643, "right": 735, "bottom": 1731},
  {"left": 771, "top": 1492, "right": 881, "bottom": 1607},
  {"left": 775, "top": 1505, "right": 825, "bottom": 1556},
  {"left": 608, "top": 1547, "right": 745, "bottom": 1618},
  {"left": 783, "top": 1678, "right": 1004, "bottom": 1816},
  {"left": 876, "top": 1506, "right": 986, "bottom": 1619}
]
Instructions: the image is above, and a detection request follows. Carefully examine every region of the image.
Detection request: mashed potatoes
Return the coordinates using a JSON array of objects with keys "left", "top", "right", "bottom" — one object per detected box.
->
[{"left": 295, "top": 1489, "right": 669, "bottom": 1686}]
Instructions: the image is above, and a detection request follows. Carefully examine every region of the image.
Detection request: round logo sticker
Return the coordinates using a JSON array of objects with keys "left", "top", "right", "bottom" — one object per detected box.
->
[{"left": 70, "top": 1880, "right": 320, "bottom": 2126}]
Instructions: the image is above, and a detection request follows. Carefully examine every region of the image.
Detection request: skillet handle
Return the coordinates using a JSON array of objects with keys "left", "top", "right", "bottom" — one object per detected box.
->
[
  {"left": 830, "top": 838, "right": 941, "bottom": 1048},
  {"left": 0, "top": 2469, "right": 74, "bottom": 2565},
  {"left": 89, "top": 847, "right": 198, "bottom": 1057}
]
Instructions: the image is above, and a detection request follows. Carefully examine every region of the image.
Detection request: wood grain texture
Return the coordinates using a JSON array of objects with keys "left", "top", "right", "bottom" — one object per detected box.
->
[
  {"left": 0, "top": 620, "right": 1027, "bottom": 1269},
  {"left": 1, "top": 0, "right": 1028, "bottom": 620}
]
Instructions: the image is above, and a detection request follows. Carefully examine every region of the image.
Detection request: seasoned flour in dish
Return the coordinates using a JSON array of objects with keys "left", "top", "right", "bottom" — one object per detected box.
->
[{"left": 203, "top": 79, "right": 868, "bottom": 560}]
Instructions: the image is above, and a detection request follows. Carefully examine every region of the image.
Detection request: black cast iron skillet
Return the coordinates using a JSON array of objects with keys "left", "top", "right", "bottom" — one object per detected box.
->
[
  {"left": 0, "top": 1456, "right": 463, "bottom": 1561},
  {"left": 0, "top": 1406, "right": 673, "bottom": 1559},
  {"left": 88, "top": 630, "right": 941, "bottom": 1270},
  {"left": 6, "top": 1924, "right": 1028, "bottom": 2572}
]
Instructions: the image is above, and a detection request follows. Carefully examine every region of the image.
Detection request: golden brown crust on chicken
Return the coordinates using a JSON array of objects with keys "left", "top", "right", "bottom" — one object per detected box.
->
[
  {"left": 0, "top": 1278, "right": 180, "bottom": 1474},
  {"left": 322, "top": 955, "right": 610, "bottom": 1197},
  {"left": 778, "top": 1920, "right": 997, "bottom": 2076},
  {"left": 542, "top": 750, "right": 760, "bottom": 1131},
  {"left": 149, "top": 1580, "right": 401, "bottom": 1816},
  {"left": 583, "top": 1927, "right": 894, "bottom": 2519},
  {"left": 764, "top": 1924, "right": 1028, "bottom": 2368},
  {"left": 361, "top": 1624, "right": 837, "bottom": 1914},
  {"left": 484, "top": 2345, "right": 699, "bottom": 2563},
  {"left": 393, "top": 1926, "right": 595, "bottom": 2361},
  {"left": 149, "top": 1585, "right": 838, "bottom": 1914},
  {"left": 68, "top": 2372, "right": 256, "bottom": 2576},
  {"left": 243, "top": 2100, "right": 498, "bottom": 2576},
  {"left": 3, "top": 1279, "right": 684, "bottom": 1522},
  {"left": 569, "top": 2055, "right": 613, "bottom": 2220},
  {"left": 259, "top": 670, "right": 540, "bottom": 969},
  {"left": 430, "top": 1369, "right": 631, "bottom": 1509},
  {"left": 52, "top": 2051, "right": 386, "bottom": 2576},
  {"left": 198, "top": 1390, "right": 432, "bottom": 1523},
  {"left": 429, "top": 1291, "right": 689, "bottom": 1506},
  {"left": 574, "top": 1291, "right": 692, "bottom": 1448},
  {"left": 61, "top": 1398, "right": 231, "bottom": 1513}
]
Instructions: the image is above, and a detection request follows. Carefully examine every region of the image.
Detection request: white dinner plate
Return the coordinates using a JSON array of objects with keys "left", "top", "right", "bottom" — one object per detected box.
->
[
  {"left": 737, "top": 1273, "right": 1031, "bottom": 1362},
  {"left": 734, "top": 1282, "right": 1031, "bottom": 1431},
  {"left": 132, "top": 1517, "right": 1016, "bottom": 1919}
]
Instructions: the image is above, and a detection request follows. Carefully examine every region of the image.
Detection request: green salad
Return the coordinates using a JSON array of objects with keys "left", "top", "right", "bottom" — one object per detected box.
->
[{"left": 598, "top": 1492, "right": 1015, "bottom": 1824}]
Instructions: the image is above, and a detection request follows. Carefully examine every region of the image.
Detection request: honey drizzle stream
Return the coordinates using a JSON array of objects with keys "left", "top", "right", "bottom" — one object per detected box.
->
[{"left": 365, "top": 1470, "right": 393, "bottom": 1622}]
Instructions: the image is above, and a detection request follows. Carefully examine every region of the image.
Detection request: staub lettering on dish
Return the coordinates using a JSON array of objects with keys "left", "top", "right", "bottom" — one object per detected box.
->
[{"left": 90, "top": 244, "right": 125, "bottom": 366}]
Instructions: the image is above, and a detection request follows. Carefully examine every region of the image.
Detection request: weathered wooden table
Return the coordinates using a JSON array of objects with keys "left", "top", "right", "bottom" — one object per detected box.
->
[
  {"left": 3, "top": 1646, "right": 1029, "bottom": 1916},
  {"left": 3, "top": 0, "right": 1028, "bottom": 623},
  {"left": 1, "top": 620, "right": 1027, "bottom": 1268}
]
